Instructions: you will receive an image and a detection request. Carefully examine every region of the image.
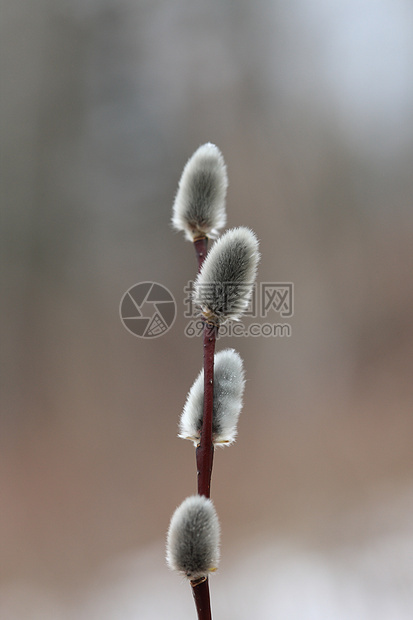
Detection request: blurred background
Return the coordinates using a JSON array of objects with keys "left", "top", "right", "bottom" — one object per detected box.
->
[{"left": 1, "top": 0, "right": 413, "bottom": 618}]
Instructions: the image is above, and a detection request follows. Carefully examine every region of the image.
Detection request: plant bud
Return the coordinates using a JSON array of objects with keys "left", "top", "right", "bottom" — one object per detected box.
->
[
  {"left": 166, "top": 495, "right": 220, "bottom": 580},
  {"left": 179, "top": 348, "right": 245, "bottom": 446},
  {"left": 172, "top": 143, "right": 228, "bottom": 241},
  {"left": 193, "top": 227, "right": 260, "bottom": 322}
]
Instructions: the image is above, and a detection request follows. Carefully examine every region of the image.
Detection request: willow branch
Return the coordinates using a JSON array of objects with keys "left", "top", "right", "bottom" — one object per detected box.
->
[
  {"left": 193, "top": 236, "right": 208, "bottom": 271},
  {"left": 193, "top": 236, "right": 216, "bottom": 620},
  {"left": 191, "top": 577, "right": 212, "bottom": 620},
  {"left": 196, "top": 321, "right": 217, "bottom": 499}
]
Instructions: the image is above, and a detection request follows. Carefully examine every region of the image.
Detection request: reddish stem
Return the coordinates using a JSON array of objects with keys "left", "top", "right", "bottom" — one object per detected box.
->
[
  {"left": 193, "top": 236, "right": 208, "bottom": 271},
  {"left": 191, "top": 236, "right": 216, "bottom": 620},
  {"left": 191, "top": 578, "right": 212, "bottom": 620},
  {"left": 196, "top": 321, "right": 217, "bottom": 498}
]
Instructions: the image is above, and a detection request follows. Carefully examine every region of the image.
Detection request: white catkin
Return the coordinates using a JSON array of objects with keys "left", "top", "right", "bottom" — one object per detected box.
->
[
  {"left": 166, "top": 495, "right": 220, "bottom": 580},
  {"left": 179, "top": 348, "right": 245, "bottom": 446},
  {"left": 172, "top": 143, "right": 228, "bottom": 241},
  {"left": 193, "top": 227, "right": 260, "bottom": 322}
]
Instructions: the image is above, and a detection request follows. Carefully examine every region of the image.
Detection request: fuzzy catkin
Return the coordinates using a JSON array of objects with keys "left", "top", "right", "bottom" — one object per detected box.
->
[
  {"left": 193, "top": 227, "right": 260, "bottom": 322},
  {"left": 179, "top": 348, "right": 245, "bottom": 446},
  {"left": 166, "top": 495, "right": 220, "bottom": 580},
  {"left": 172, "top": 143, "right": 228, "bottom": 241}
]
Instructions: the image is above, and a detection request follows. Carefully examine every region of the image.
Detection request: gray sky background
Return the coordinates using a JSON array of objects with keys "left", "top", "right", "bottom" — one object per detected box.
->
[{"left": 1, "top": 1, "right": 413, "bottom": 618}]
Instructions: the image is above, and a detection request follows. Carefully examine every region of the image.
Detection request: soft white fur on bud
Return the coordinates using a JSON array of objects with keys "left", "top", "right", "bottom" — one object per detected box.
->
[
  {"left": 172, "top": 143, "right": 228, "bottom": 241},
  {"left": 193, "top": 227, "right": 260, "bottom": 322},
  {"left": 179, "top": 348, "right": 245, "bottom": 446},
  {"left": 166, "top": 495, "right": 220, "bottom": 580}
]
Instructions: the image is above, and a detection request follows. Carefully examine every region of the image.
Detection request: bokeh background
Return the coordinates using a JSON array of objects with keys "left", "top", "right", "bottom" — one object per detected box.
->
[{"left": 1, "top": 1, "right": 413, "bottom": 618}]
